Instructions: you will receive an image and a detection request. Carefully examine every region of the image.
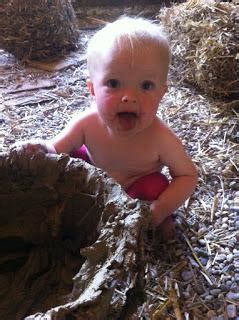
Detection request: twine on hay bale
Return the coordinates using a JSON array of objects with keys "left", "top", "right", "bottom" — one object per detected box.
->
[
  {"left": 158, "top": 0, "right": 239, "bottom": 98},
  {"left": 0, "top": 147, "right": 150, "bottom": 320},
  {"left": 0, "top": 0, "right": 80, "bottom": 61}
]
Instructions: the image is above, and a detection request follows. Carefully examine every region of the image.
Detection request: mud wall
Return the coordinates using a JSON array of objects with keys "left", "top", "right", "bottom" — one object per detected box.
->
[{"left": 73, "top": 0, "right": 183, "bottom": 7}]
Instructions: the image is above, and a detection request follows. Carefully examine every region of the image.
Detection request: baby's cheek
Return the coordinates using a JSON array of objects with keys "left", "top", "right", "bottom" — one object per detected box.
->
[
  {"left": 96, "top": 94, "right": 115, "bottom": 110},
  {"left": 151, "top": 95, "right": 161, "bottom": 108},
  {"left": 96, "top": 97, "right": 117, "bottom": 121},
  {"left": 142, "top": 95, "right": 159, "bottom": 110}
]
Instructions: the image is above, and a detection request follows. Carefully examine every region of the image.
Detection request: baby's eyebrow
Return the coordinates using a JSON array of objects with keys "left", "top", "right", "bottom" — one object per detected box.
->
[{"left": 104, "top": 74, "right": 120, "bottom": 80}]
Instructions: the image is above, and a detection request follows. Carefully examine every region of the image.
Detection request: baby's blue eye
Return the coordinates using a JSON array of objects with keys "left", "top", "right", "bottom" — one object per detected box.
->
[
  {"left": 142, "top": 81, "right": 155, "bottom": 90},
  {"left": 106, "top": 79, "right": 120, "bottom": 88}
]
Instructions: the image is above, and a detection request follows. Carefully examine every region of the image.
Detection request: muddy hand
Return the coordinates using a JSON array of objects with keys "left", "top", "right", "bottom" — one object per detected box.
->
[{"left": 10, "top": 140, "right": 49, "bottom": 155}]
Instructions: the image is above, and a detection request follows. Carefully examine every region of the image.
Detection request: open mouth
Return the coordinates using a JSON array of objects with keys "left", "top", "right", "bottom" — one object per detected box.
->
[{"left": 117, "top": 112, "right": 137, "bottom": 131}]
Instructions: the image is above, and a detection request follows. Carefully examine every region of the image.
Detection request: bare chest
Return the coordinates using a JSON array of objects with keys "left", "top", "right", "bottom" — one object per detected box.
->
[{"left": 85, "top": 132, "right": 162, "bottom": 186}]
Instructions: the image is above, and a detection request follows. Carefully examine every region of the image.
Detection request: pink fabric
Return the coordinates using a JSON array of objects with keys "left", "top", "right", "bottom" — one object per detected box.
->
[
  {"left": 126, "top": 172, "right": 169, "bottom": 201},
  {"left": 70, "top": 145, "right": 91, "bottom": 163}
]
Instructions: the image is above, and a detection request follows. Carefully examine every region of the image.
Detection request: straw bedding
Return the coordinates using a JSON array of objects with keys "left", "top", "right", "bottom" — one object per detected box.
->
[
  {"left": 0, "top": 0, "right": 79, "bottom": 61},
  {"left": 158, "top": 0, "right": 239, "bottom": 98}
]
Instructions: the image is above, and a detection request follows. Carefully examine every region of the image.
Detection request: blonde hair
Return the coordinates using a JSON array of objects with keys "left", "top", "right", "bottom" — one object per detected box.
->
[{"left": 87, "top": 16, "right": 171, "bottom": 82}]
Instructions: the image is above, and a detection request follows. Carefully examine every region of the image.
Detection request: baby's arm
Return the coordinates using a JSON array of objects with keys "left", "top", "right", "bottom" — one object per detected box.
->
[
  {"left": 11, "top": 112, "right": 89, "bottom": 155},
  {"left": 151, "top": 125, "right": 198, "bottom": 227},
  {"left": 48, "top": 111, "right": 92, "bottom": 154}
]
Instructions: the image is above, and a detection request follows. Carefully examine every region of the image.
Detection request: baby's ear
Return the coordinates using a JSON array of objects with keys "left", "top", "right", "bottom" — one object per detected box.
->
[
  {"left": 160, "top": 84, "right": 168, "bottom": 100},
  {"left": 86, "top": 79, "right": 95, "bottom": 96},
  {"left": 162, "top": 84, "right": 168, "bottom": 95}
]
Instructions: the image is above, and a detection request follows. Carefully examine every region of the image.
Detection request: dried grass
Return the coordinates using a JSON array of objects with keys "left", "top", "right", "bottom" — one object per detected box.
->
[
  {"left": 0, "top": 0, "right": 79, "bottom": 61},
  {"left": 158, "top": 0, "right": 239, "bottom": 98}
]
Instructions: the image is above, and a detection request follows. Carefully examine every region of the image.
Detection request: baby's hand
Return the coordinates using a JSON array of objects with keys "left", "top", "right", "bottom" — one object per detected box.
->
[
  {"left": 150, "top": 200, "right": 176, "bottom": 240},
  {"left": 10, "top": 140, "right": 49, "bottom": 155},
  {"left": 150, "top": 199, "right": 166, "bottom": 227}
]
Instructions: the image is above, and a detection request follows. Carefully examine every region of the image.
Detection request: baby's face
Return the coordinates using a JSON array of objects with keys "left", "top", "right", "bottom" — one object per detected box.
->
[{"left": 88, "top": 42, "right": 167, "bottom": 136}]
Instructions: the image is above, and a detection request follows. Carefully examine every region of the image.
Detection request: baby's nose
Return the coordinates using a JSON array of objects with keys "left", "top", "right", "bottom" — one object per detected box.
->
[{"left": 122, "top": 90, "right": 137, "bottom": 103}]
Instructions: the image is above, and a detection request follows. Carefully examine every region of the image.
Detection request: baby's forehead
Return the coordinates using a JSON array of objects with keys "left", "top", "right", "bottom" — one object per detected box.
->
[
  {"left": 94, "top": 44, "right": 168, "bottom": 83},
  {"left": 99, "top": 36, "right": 166, "bottom": 60},
  {"left": 87, "top": 31, "right": 170, "bottom": 82}
]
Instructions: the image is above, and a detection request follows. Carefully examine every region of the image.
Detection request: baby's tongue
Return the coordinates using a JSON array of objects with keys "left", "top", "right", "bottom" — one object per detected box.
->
[{"left": 118, "top": 112, "right": 136, "bottom": 131}]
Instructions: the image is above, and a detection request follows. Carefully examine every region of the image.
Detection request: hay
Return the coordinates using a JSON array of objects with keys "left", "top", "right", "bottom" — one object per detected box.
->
[
  {"left": 158, "top": 0, "right": 239, "bottom": 98},
  {"left": 0, "top": 0, "right": 80, "bottom": 61}
]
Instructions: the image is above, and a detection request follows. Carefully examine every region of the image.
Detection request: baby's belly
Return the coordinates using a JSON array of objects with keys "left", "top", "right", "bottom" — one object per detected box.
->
[
  {"left": 105, "top": 166, "right": 162, "bottom": 189},
  {"left": 108, "top": 172, "right": 143, "bottom": 189},
  {"left": 87, "top": 146, "right": 162, "bottom": 188}
]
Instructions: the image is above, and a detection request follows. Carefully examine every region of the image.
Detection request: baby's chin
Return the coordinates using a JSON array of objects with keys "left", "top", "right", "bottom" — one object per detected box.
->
[{"left": 109, "top": 121, "right": 146, "bottom": 137}]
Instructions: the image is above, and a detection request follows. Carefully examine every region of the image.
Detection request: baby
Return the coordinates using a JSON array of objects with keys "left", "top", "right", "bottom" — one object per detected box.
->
[{"left": 18, "top": 17, "right": 198, "bottom": 235}]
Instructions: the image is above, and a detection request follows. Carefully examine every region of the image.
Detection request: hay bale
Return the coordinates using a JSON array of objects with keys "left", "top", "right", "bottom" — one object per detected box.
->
[
  {"left": 158, "top": 0, "right": 239, "bottom": 98},
  {"left": 0, "top": 0, "right": 80, "bottom": 61},
  {"left": 0, "top": 147, "right": 150, "bottom": 319}
]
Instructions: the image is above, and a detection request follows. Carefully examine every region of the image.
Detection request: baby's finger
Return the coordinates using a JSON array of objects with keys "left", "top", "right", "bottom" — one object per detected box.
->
[{"left": 10, "top": 140, "right": 48, "bottom": 155}]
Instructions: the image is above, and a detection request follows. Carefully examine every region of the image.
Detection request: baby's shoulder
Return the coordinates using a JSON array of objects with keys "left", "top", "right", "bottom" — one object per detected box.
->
[
  {"left": 154, "top": 118, "right": 174, "bottom": 135},
  {"left": 71, "top": 107, "right": 98, "bottom": 125},
  {"left": 153, "top": 118, "right": 181, "bottom": 144}
]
